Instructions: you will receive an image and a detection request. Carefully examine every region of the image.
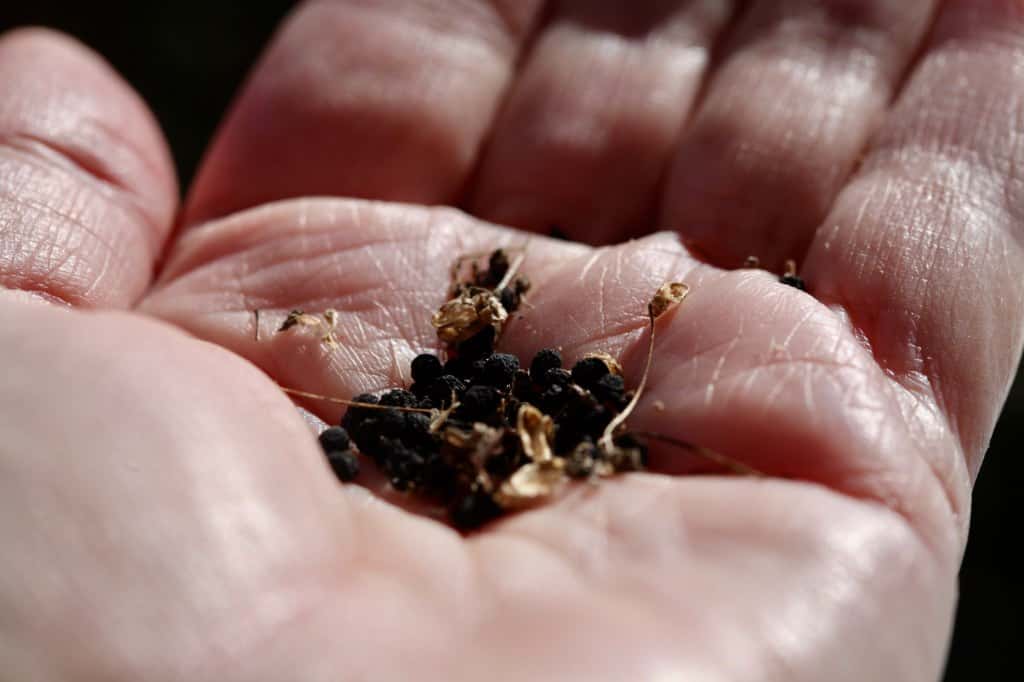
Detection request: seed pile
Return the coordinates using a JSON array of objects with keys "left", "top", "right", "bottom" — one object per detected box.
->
[{"left": 294, "top": 249, "right": 687, "bottom": 531}]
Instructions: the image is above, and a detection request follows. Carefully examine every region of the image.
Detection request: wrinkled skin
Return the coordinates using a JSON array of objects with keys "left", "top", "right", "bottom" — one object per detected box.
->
[{"left": 1, "top": 2, "right": 1023, "bottom": 680}]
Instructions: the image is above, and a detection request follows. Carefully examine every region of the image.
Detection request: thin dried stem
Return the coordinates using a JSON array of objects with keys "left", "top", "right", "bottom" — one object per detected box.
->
[
  {"left": 632, "top": 431, "right": 765, "bottom": 477},
  {"left": 598, "top": 308, "right": 657, "bottom": 453},
  {"left": 598, "top": 283, "right": 687, "bottom": 454},
  {"left": 494, "top": 249, "right": 527, "bottom": 293},
  {"left": 280, "top": 387, "right": 434, "bottom": 414}
]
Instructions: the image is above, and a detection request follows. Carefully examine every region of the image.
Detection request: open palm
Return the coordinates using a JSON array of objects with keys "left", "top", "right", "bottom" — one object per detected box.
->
[{"left": 2, "top": 2, "right": 1022, "bottom": 680}]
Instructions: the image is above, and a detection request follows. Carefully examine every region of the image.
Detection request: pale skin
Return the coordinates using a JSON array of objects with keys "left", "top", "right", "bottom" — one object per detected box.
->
[{"left": 0, "top": 1, "right": 1022, "bottom": 679}]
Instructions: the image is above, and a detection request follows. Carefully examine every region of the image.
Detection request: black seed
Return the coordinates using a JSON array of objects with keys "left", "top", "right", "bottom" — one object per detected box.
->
[
  {"left": 402, "top": 412, "right": 435, "bottom": 450},
  {"left": 530, "top": 348, "right": 562, "bottom": 381},
  {"left": 580, "top": 406, "right": 611, "bottom": 438},
  {"left": 450, "top": 489, "right": 503, "bottom": 530},
  {"left": 542, "top": 367, "right": 572, "bottom": 388},
  {"left": 341, "top": 393, "right": 380, "bottom": 436},
  {"left": 539, "top": 383, "right": 570, "bottom": 414},
  {"left": 511, "top": 370, "right": 535, "bottom": 402},
  {"left": 427, "top": 375, "right": 467, "bottom": 408},
  {"left": 479, "top": 353, "right": 519, "bottom": 388},
  {"left": 348, "top": 418, "right": 380, "bottom": 454},
  {"left": 554, "top": 424, "right": 584, "bottom": 454},
  {"left": 419, "top": 454, "right": 460, "bottom": 500},
  {"left": 379, "top": 389, "right": 418, "bottom": 408},
  {"left": 780, "top": 274, "right": 807, "bottom": 291},
  {"left": 571, "top": 357, "right": 610, "bottom": 388},
  {"left": 318, "top": 426, "right": 351, "bottom": 453},
  {"left": 485, "top": 249, "right": 510, "bottom": 287},
  {"left": 498, "top": 287, "right": 518, "bottom": 312},
  {"left": 456, "top": 326, "right": 496, "bottom": 361},
  {"left": 485, "top": 434, "right": 526, "bottom": 478},
  {"left": 443, "top": 356, "right": 474, "bottom": 381},
  {"left": 592, "top": 373, "right": 626, "bottom": 406},
  {"left": 377, "top": 407, "right": 407, "bottom": 432},
  {"left": 411, "top": 354, "right": 443, "bottom": 384},
  {"left": 348, "top": 406, "right": 406, "bottom": 458},
  {"left": 377, "top": 438, "right": 425, "bottom": 491},
  {"left": 455, "top": 385, "right": 502, "bottom": 422},
  {"left": 558, "top": 394, "right": 611, "bottom": 440},
  {"left": 326, "top": 449, "right": 360, "bottom": 482}
]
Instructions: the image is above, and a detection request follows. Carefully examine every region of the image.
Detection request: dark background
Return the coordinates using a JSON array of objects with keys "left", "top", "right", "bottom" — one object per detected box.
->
[{"left": 2, "top": 3, "right": 1020, "bottom": 679}]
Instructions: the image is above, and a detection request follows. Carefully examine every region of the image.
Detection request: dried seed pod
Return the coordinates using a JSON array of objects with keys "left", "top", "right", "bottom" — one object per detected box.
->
[
  {"left": 277, "top": 308, "right": 341, "bottom": 347},
  {"left": 443, "top": 422, "right": 505, "bottom": 470},
  {"left": 517, "top": 403, "right": 554, "bottom": 463},
  {"left": 495, "top": 460, "right": 566, "bottom": 508},
  {"left": 432, "top": 287, "right": 509, "bottom": 345},
  {"left": 278, "top": 309, "right": 304, "bottom": 331},
  {"left": 318, "top": 426, "right": 351, "bottom": 453},
  {"left": 649, "top": 282, "right": 689, "bottom": 319},
  {"left": 326, "top": 449, "right": 360, "bottom": 482}
]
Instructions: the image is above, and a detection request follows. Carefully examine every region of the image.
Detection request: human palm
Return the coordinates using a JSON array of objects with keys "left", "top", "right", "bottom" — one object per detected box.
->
[{"left": 1, "top": 2, "right": 1022, "bottom": 680}]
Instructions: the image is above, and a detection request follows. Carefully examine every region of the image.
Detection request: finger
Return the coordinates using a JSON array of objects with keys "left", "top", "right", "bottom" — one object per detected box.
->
[
  {"left": 184, "top": 0, "right": 544, "bottom": 225},
  {"left": 0, "top": 28, "right": 177, "bottom": 307},
  {"left": 142, "top": 198, "right": 963, "bottom": 556},
  {"left": 467, "top": 0, "right": 739, "bottom": 243},
  {"left": 802, "top": 0, "right": 1024, "bottom": 479},
  {"left": 657, "top": 0, "right": 937, "bottom": 270}
]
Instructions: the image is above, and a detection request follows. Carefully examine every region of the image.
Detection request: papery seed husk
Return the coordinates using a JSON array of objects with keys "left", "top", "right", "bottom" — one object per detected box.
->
[
  {"left": 649, "top": 282, "right": 689, "bottom": 319},
  {"left": 432, "top": 288, "right": 509, "bottom": 344},
  {"left": 495, "top": 461, "right": 565, "bottom": 508},
  {"left": 517, "top": 404, "right": 554, "bottom": 463}
]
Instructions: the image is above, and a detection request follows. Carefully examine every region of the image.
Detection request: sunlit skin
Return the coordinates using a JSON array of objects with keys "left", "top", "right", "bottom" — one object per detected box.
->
[{"left": 1, "top": 1, "right": 1023, "bottom": 679}]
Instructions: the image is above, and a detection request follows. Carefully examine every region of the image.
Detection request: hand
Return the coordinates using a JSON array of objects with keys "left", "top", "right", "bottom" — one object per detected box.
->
[{"left": 2, "top": 2, "right": 1021, "bottom": 679}]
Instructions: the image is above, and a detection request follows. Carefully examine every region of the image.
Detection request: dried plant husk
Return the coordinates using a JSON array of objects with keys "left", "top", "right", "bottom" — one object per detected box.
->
[
  {"left": 443, "top": 423, "right": 505, "bottom": 469},
  {"left": 495, "top": 460, "right": 566, "bottom": 508},
  {"left": 277, "top": 309, "right": 341, "bottom": 347},
  {"left": 516, "top": 404, "right": 554, "bottom": 463},
  {"left": 649, "top": 282, "right": 689, "bottom": 319},
  {"left": 278, "top": 309, "right": 319, "bottom": 332},
  {"left": 432, "top": 287, "right": 509, "bottom": 344}
]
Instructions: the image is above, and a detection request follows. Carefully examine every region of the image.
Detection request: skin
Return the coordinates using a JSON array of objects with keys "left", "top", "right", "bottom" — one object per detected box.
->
[{"left": 0, "top": 1, "right": 1022, "bottom": 679}]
